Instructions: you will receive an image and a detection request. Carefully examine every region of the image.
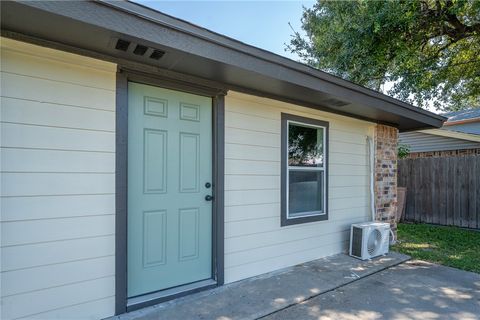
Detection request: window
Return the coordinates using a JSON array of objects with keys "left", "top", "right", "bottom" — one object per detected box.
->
[{"left": 281, "top": 113, "right": 328, "bottom": 226}]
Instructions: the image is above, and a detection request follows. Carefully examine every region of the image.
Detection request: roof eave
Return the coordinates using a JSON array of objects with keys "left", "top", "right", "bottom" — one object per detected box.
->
[{"left": 1, "top": 0, "right": 446, "bottom": 131}]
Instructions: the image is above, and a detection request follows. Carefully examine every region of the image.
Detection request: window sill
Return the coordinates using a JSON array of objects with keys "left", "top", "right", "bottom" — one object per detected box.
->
[{"left": 281, "top": 213, "right": 328, "bottom": 227}]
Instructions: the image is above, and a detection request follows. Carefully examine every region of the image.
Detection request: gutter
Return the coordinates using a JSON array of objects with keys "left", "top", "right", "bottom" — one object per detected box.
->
[{"left": 443, "top": 118, "right": 480, "bottom": 126}]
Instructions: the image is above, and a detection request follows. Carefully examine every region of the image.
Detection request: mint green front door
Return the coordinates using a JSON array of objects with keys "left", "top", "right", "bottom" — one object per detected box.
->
[{"left": 127, "top": 82, "right": 213, "bottom": 298}]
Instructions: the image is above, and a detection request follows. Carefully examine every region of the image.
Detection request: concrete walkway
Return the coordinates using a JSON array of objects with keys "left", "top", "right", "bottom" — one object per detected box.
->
[
  {"left": 264, "top": 260, "right": 480, "bottom": 320},
  {"left": 115, "top": 252, "right": 409, "bottom": 320}
]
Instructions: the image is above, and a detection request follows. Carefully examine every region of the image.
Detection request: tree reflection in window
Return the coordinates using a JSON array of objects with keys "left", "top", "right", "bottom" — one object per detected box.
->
[{"left": 288, "top": 123, "right": 324, "bottom": 167}]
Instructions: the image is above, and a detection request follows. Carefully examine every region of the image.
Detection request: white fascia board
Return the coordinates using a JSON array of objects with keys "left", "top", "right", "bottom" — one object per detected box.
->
[{"left": 419, "top": 128, "right": 480, "bottom": 143}]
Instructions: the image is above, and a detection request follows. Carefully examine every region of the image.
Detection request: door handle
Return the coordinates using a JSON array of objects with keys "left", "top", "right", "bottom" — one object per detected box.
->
[{"left": 205, "top": 195, "right": 214, "bottom": 201}]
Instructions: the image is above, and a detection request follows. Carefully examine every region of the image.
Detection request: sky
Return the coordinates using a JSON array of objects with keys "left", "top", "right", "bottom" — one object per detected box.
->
[{"left": 134, "top": 0, "right": 314, "bottom": 60}]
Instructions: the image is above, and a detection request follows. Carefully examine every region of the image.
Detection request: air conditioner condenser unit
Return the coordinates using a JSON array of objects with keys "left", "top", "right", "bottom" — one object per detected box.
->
[{"left": 349, "top": 222, "right": 390, "bottom": 260}]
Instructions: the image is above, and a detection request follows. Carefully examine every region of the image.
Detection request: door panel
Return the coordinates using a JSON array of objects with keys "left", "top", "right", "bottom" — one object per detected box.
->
[
  {"left": 179, "top": 132, "right": 200, "bottom": 193},
  {"left": 127, "top": 82, "right": 213, "bottom": 298},
  {"left": 143, "top": 129, "right": 167, "bottom": 194}
]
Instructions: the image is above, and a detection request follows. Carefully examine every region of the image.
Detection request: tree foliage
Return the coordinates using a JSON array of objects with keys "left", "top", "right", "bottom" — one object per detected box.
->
[
  {"left": 397, "top": 144, "right": 411, "bottom": 159},
  {"left": 288, "top": 0, "right": 480, "bottom": 111}
]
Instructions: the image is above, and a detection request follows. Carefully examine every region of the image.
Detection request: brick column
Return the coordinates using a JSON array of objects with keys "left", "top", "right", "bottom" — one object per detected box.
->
[{"left": 374, "top": 124, "right": 398, "bottom": 235}]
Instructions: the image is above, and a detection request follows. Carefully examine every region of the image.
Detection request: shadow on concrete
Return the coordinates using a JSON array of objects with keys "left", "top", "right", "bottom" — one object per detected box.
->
[
  {"left": 113, "top": 252, "right": 409, "bottom": 320},
  {"left": 263, "top": 260, "right": 480, "bottom": 320}
]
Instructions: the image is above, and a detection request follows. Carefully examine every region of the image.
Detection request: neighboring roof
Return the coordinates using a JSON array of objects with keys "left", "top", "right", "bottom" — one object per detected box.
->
[
  {"left": 438, "top": 108, "right": 480, "bottom": 135},
  {"left": 399, "top": 129, "right": 480, "bottom": 153},
  {"left": 442, "top": 109, "right": 480, "bottom": 130},
  {"left": 0, "top": 0, "right": 446, "bottom": 131},
  {"left": 443, "top": 109, "right": 480, "bottom": 122}
]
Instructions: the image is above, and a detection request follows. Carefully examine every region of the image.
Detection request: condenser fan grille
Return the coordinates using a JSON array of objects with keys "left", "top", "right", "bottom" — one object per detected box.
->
[{"left": 367, "top": 229, "right": 382, "bottom": 256}]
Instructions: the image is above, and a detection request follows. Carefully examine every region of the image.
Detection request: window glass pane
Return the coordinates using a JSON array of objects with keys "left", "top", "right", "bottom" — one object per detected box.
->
[
  {"left": 288, "top": 170, "right": 324, "bottom": 217},
  {"left": 288, "top": 123, "right": 324, "bottom": 167}
]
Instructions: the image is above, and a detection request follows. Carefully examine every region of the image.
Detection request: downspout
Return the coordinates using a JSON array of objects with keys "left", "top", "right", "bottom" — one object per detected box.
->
[{"left": 367, "top": 135, "right": 376, "bottom": 222}]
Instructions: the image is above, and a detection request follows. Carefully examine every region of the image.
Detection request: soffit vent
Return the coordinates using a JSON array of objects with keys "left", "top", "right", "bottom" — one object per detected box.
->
[
  {"left": 115, "top": 39, "right": 130, "bottom": 51},
  {"left": 112, "top": 38, "right": 165, "bottom": 61},
  {"left": 322, "top": 98, "right": 350, "bottom": 107},
  {"left": 133, "top": 44, "right": 148, "bottom": 56}
]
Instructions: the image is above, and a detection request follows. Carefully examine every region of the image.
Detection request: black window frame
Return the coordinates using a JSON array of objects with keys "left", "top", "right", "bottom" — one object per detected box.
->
[{"left": 281, "top": 113, "right": 329, "bottom": 227}]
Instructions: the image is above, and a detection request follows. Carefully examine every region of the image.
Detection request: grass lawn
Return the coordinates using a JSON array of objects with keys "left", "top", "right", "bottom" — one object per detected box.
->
[{"left": 392, "top": 223, "right": 480, "bottom": 273}]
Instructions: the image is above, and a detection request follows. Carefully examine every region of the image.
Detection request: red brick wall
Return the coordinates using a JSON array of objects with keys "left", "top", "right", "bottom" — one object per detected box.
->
[{"left": 374, "top": 125, "right": 398, "bottom": 234}]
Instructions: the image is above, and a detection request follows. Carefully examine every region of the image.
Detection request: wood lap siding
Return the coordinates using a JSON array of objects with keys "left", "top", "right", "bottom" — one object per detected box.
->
[
  {"left": 0, "top": 38, "right": 116, "bottom": 319},
  {"left": 224, "top": 92, "right": 375, "bottom": 283}
]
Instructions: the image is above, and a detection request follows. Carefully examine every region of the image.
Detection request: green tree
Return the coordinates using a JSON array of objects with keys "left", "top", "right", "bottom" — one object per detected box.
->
[{"left": 288, "top": 0, "right": 480, "bottom": 111}]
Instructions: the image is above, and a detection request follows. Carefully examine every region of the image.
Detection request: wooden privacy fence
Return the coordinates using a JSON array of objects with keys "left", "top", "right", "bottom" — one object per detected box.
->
[{"left": 398, "top": 155, "right": 480, "bottom": 229}]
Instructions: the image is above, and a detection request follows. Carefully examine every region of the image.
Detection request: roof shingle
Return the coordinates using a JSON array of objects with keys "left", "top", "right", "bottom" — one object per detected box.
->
[{"left": 443, "top": 109, "right": 480, "bottom": 122}]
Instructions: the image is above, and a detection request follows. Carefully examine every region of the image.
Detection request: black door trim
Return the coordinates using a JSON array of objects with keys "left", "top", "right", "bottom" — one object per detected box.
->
[{"left": 115, "top": 67, "right": 225, "bottom": 315}]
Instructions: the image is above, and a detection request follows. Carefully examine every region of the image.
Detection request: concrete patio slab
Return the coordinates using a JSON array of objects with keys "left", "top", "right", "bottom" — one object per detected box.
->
[
  {"left": 113, "top": 252, "right": 409, "bottom": 320},
  {"left": 263, "top": 260, "right": 480, "bottom": 320}
]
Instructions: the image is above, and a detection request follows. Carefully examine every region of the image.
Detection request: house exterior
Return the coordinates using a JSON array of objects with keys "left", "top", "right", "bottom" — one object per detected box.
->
[
  {"left": 0, "top": 1, "right": 445, "bottom": 319},
  {"left": 399, "top": 109, "right": 480, "bottom": 158},
  {"left": 443, "top": 109, "right": 480, "bottom": 135}
]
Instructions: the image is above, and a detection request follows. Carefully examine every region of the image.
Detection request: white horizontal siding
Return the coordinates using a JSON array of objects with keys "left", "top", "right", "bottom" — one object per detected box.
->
[
  {"left": 1, "top": 72, "right": 115, "bottom": 111},
  {"left": 225, "top": 159, "right": 280, "bottom": 175},
  {"left": 2, "top": 276, "right": 115, "bottom": 320},
  {"left": 2, "top": 215, "right": 115, "bottom": 247},
  {"left": 225, "top": 205, "right": 369, "bottom": 239},
  {"left": 225, "top": 175, "right": 280, "bottom": 191},
  {"left": 1, "top": 194, "right": 115, "bottom": 222},
  {"left": 399, "top": 131, "right": 480, "bottom": 152},
  {"left": 1, "top": 148, "right": 115, "bottom": 174},
  {"left": 0, "top": 47, "right": 115, "bottom": 90},
  {"left": 18, "top": 297, "right": 116, "bottom": 320},
  {"left": 2, "top": 236, "right": 115, "bottom": 272},
  {"left": 1, "top": 96, "right": 115, "bottom": 131},
  {"left": 225, "top": 230, "right": 350, "bottom": 268},
  {"left": 2, "top": 173, "right": 114, "bottom": 197},
  {"left": 0, "top": 37, "right": 116, "bottom": 319},
  {"left": 1, "top": 122, "right": 115, "bottom": 152},
  {"left": 2, "top": 256, "right": 115, "bottom": 297},
  {"left": 224, "top": 91, "right": 375, "bottom": 283},
  {"left": 225, "top": 143, "right": 280, "bottom": 161},
  {"left": 227, "top": 241, "right": 347, "bottom": 283}
]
